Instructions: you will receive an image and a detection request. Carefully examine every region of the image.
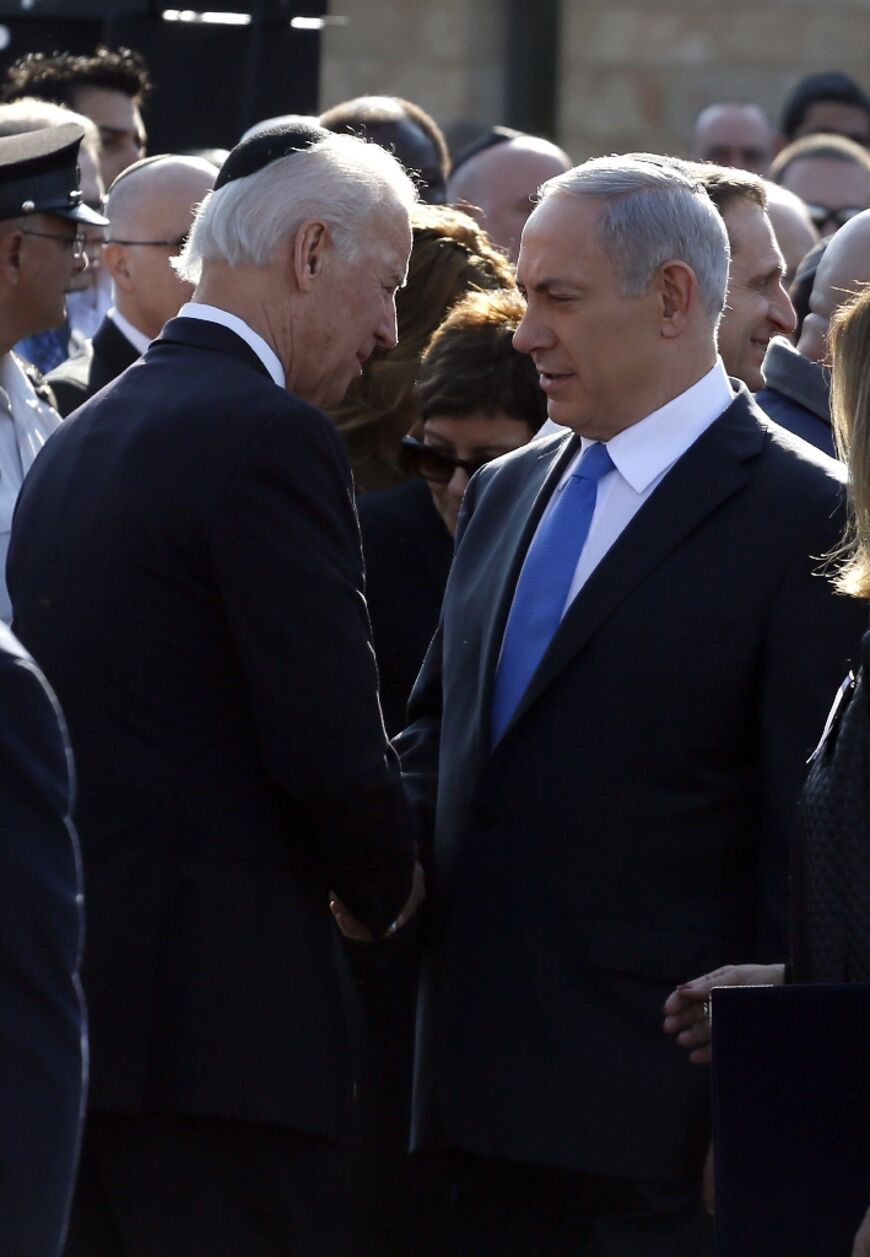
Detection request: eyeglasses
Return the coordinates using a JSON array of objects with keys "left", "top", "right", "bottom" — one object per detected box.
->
[
  {"left": 803, "top": 204, "right": 866, "bottom": 233},
  {"left": 106, "top": 236, "right": 188, "bottom": 254},
  {"left": 401, "top": 435, "right": 495, "bottom": 484},
  {"left": 20, "top": 229, "right": 87, "bottom": 261}
]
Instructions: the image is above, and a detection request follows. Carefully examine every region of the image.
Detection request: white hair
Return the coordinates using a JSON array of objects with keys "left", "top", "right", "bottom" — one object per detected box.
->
[
  {"left": 173, "top": 132, "right": 418, "bottom": 284},
  {"left": 539, "top": 154, "right": 731, "bottom": 324}
]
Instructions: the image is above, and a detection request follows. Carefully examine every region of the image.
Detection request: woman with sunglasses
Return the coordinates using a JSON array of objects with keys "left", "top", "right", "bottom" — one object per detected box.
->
[{"left": 358, "top": 285, "right": 546, "bottom": 738}]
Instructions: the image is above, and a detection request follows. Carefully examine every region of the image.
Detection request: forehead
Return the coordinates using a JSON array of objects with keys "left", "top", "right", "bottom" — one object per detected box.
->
[
  {"left": 781, "top": 156, "right": 870, "bottom": 208},
  {"left": 71, "top": 85, "right": 143, "bottom": 137},
  {"left": 697, "top": 105, "right": 769, "bottom": 145},
  {"left": 360, "top": 205, "right": 412, "bottom": 268},
  {"left": 799, "top": 100, "right": 870, "bottom": 142},
  {"left": 723, "top": 197, "right": 782, "bottom": 274},
  {"left": 517, "top": 194, "right": 607, "bottom": 281}
]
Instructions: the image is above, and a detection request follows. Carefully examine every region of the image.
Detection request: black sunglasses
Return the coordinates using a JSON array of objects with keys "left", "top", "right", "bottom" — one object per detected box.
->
[
  {"left": 803, "top": 203, "right": 865, "bottom": 233},
  {"left": 401, "top": 435, "right": 493, "bottom": 484}
]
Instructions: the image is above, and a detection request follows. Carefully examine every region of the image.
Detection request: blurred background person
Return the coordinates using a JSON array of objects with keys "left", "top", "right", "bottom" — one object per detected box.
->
[
  {"left": 447, "top": 127, "right": 572, "bottom": 262},
  {"left": 329, "top": 202, "right": 515, "bottom": 492},
  {"left": 770, "top": 132, "right": 870, "bottom": 237},
  {"left": 321, "top": 94, "right": 449, "bottom": 204},
  {"left": 763, "top": 180, "right": 819, "bottom": 285},
  {"left": 48, "top": 152, "right": 217, "bottom": 415},
  {"left": 360, "top": 285, "right": 545, "bottom": 737},
  {"left": 777, "top": 70, "right": 870, "bottom": 149},
  {"left": 690, "top": 101, "right": 774, "bottom": 175},
  {"left": 2, "top": 46, "right": 149, "bottom": 187}
]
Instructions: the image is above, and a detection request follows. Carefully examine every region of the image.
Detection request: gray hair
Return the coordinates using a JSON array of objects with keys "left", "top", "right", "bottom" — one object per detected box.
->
[
  {"left": 538, "top": 154, "right": 730, "bottom": 323},
  {"left": 173, "top": 132, "right": 418, "bottom": 284}
]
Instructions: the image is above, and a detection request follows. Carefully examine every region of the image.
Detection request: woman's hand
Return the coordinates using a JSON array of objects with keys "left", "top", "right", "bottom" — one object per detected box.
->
[{"left": 662, "top": 963, "right": 785, "bottom": 1064}]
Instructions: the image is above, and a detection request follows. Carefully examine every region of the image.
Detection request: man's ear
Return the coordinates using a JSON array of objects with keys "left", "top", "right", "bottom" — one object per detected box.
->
[
  {"left": 102, "top": 242, "right": 134, "bottom": 292},
  {"left": 0, "top": 226, "right": 23, "bottom": 286},
  {"left": 657, "top": 260, "right": 696, "bottom": 339},
  {"left": 292, "top": 219, "right": 329, "bottom": 292}
]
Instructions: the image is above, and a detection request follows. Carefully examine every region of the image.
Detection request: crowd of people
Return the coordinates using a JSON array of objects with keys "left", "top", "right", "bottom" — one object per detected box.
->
[{"left": 0, "top": 41, "right": 868, "bottom": 1257}]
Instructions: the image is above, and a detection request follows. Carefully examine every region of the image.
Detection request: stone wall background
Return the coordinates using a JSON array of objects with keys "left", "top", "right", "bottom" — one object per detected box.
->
[{"left": 320, "top": 0, "right": 870, "bottom": 163}]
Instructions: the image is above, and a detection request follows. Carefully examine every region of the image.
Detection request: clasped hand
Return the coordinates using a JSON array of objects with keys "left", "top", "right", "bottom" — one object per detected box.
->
[
  {"left": 330, "top": 860, "right": 426, "bottom": 942},
  {"left": 661, "top": 962, "right": 785, "bottom": 1064}
]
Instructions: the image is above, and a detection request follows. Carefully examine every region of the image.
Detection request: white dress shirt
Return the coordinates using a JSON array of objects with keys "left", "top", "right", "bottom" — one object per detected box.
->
[
  {"left": 178, "top": 302, "right": 285, "bottom": 389},
  {"left": 0, "top": 354, "right": 62, "bottom": 622},
  {"left": 530, "top": 360, "right": 735, "bottom": 617},
  {"left": 107, "top": 307, "right": 151, "bottom": 357}
]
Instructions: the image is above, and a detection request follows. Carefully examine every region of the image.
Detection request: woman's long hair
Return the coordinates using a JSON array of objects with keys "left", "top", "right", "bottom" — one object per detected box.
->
[{"left": 829, "top": 286, "right": 870, "bottom": 599}]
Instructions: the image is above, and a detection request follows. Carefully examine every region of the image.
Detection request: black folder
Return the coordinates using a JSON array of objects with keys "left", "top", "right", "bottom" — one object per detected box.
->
[{"left": 711, "top": 983, "right": 870, "bottom": 1256}]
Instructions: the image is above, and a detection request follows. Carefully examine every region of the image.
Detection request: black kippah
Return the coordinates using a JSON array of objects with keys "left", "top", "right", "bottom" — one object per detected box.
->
[{"left": 214, "top": 122, "right": 330, "bottom": 191}]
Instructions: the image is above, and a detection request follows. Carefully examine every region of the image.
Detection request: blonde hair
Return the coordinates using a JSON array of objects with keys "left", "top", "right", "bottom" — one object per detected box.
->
[{"left": 829, "top": 285, "right": 870, "bottom": 599}]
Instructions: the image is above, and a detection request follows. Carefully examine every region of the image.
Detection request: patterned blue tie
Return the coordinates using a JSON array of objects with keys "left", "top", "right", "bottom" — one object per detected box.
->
[{"left": 491, "top": 441, "right": 614, "bottom": 745}]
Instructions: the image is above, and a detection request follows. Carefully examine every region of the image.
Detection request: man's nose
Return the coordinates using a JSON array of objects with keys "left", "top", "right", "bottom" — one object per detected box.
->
[
  {"left": 771, "top": 283, "right": 797, "bottom": 337},
  {"left": 512, "top": 307, "right": 539, "bottom": 355},
  {"left": 375, "top": 295, "right": 399, "bottom": 350}
]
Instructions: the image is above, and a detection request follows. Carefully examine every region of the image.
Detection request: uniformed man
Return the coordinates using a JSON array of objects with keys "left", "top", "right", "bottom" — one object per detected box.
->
[{"left": 0, "top": 122, "right": 107, "bottom": 622}]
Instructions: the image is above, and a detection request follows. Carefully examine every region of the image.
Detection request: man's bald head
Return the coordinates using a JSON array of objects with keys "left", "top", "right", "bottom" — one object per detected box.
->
[
  {"left": 797, "top": 209, "right": 870, "bottom": 362},
  {"left": 104, "top": 154, "right": 217, "bottom": 339},
  {"left": 691, "top": 102, "right": 774, "bottom": 175},
  {"left": 448, "top": 133, "right": 571, "bottom": 261}
]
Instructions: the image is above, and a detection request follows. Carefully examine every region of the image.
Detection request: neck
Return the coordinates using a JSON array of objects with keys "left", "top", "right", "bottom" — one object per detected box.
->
[{"left": 193, "top": 263, "right": 288, "bottom": 375}]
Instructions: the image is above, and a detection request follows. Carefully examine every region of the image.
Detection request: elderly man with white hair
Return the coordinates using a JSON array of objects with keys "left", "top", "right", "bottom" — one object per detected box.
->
[{"left": 7, "top": 126, "right": 421, "bottom": 1257}]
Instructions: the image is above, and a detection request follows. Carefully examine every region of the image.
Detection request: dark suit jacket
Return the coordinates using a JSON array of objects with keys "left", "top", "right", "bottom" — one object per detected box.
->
[
  {"left": 8, "top": 316, "right": 415, "bottom": 1140},
  {"left": 0, "top": 623, "right": 84, "bottom": 1257},
  {"left": 46, "top": 315, "right": 140, "bottom": 417},
  {"left": 397, "top": 390, "right": 866, "bottom": 1186},
  {"left": 358, "top": 476, "right": 454, "bottom": 736}
]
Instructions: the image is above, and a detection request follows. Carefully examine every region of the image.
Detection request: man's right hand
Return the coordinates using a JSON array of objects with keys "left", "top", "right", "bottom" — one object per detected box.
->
[{"left": 330, "top": 860, "right": 425, "bottom": 943}]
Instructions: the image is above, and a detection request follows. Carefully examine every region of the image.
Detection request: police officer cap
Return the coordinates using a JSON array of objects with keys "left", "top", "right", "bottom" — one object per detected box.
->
[
  {"left": 215, "top": 120, "right": 329, "bottom": 191},
  {"left": 0, "top": 123, "right": 108, "bottom": 225}
]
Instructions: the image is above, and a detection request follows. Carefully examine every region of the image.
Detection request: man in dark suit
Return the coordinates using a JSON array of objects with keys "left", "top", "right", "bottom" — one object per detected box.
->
[
  {"left": 8, "top": 125, "right": 420, "bottom": 1256},
  {"left": 393, "top": 155, "right": 866, "bottom": 1255},
  {"left": 0, "top": 622, "right": 84, "bottom": 1257},
  {"left": 48, "top": 153, "right": 217, "bottom": 415}
]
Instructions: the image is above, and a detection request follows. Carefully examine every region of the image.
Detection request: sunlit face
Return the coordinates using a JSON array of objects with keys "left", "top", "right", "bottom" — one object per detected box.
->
[
  {"left": 778, "top": 156, "right": 870, "bottom": 236},
  {"left": 291, "top": 207, "right": 412, "bottom": 410},
  {"left": 71, "top": 85, "right": 146, "bottom": 187},
  {"left": 692, "top": 104, "right": 773, "bottom": 175},
  {"left": 67, "top": 146, "right": 105, "bottom": 295},
  {"left": 717, "top": 198, "right": 796, "bottom": 389},
  {"left": 16, "top": 212, "right": 84, "bottom": 335},
  {"left": 423, "top": 411, "right": 534, "bottom": 535},
  {"left": 513, "top": 195, "right": 668, "bottom": 438}
]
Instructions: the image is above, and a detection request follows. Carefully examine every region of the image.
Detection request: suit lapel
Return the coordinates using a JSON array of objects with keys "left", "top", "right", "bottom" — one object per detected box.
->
[{"left": 496, "top": 395, "right": 766, "bottom": 742}]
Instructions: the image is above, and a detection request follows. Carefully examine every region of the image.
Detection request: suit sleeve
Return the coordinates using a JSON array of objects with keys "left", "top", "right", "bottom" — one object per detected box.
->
[
  {"left": 0, "top": 642, "right": 85, "bottom": 1257},
  {"left": 756, "top": 494, "right": 868, "bottom": 958},
  {"left": 210, "top": 402, "right": 415, "bottom": 937}
]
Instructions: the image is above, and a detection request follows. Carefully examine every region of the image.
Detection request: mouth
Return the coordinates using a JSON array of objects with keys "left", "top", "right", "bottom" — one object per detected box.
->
[{"left": 538, "top": 369, "right": 574, "bottom": 392}]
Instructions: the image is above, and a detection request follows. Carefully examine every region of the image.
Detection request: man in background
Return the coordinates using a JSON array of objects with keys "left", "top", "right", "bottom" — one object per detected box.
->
[
  {"left": 448, "top": 126, "right": 571, "bottom": 260},
  {"left": 690, "top": 101, "right": 774, "bottom": 175},
  {"left": 778, "top": 70, "right": 870, "bottom": 149},
  {"left": 770, "top": 132, "right": 870, "bottom": 238},
  {"left": 2, "top": 46, "right": 149, "bottom": 187},
  {"left": 48, "top": 153, "right": 217, "bottom": 414},
  {"left": 321, "top": 94, "right": 449, "bottom": 203}
]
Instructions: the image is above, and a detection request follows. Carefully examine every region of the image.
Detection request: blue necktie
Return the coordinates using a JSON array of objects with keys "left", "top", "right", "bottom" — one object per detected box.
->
[{"left": 491, "top": 441, "right": 614, "bottom": 745}]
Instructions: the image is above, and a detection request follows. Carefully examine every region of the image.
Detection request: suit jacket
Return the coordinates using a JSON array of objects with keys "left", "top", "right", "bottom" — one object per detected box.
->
[
  {"left": 397, "top": 390, "right": 866, "bottom": 1186},
  {"left": 357, "top": 476, "right": 454, "bottom": 736},
  {"left": 8, "top": 316, "right": 415, "bottom": 1140},
  {"left": 0, "top": 623, "right": 84, "bottom": 1257},
  {"left": 46, "top": 315, "right": 140, "bottom": 418}
]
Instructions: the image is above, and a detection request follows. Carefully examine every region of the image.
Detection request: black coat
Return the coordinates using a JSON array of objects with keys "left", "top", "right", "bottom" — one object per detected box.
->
[
  {"left": 46, "top": 315, "right": 140, "bottom": 418},
  {"left": 358, "top": 476, "right": 454, "bottom": 737},
  {"left": 8, "top": 316, "right": 415, "bottom": 1139},
  {"left": 398, "top": 391, "right": 866, "bottom": 1186},
  {"left": 0, "top": 623, "right": 84, "bottom": 1257}
]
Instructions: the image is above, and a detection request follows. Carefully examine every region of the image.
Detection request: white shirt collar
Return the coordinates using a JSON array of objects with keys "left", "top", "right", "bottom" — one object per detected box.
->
[
  {"left": 178, "top": 301, "right": 285, "bottom": 389},
  {"left": 108, "top": 307, "right": 151, "bottom": 357},
  {"left": 579, "top": 359, "right": 735, "bottom": 494}
]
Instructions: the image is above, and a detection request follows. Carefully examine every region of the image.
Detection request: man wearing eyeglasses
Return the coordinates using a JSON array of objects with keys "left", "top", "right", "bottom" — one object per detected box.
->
[
  {"left": 48, "top": 153, "right": 217, "bottom": 416},
  {"left": 0, "top": 122, "right": 107, "bottom": 622},
  {"left": 770, "top": 132, "right": 870, "bottom": 238}
]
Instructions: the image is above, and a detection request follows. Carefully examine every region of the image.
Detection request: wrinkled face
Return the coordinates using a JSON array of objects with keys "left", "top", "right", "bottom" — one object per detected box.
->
[
  {"left": 513, "top": 195, "right": 669, "bottom": 438},
  {"left": 423, "top": 411, "right": 534, "bottom": 535},
  {"left": 778, "top": 156, "right": 870, "bottom": 236},
  {"left": 692, "top": 104, "right": 773, "bottom": 175},
  {"left": 292, "top": 206, "right": 412, "bottom": 410},
  {"left": 15, "top": 212, "right": 85, "bottom": 336},
  {"left": 71, "top": 85, "right": 146, "bottom": 187},
  {"left": 717, "top": 198, "right": 795, "bottom": 389},
  {"left": 793, "top": 101, "right": 870, "bottom": 147}
]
